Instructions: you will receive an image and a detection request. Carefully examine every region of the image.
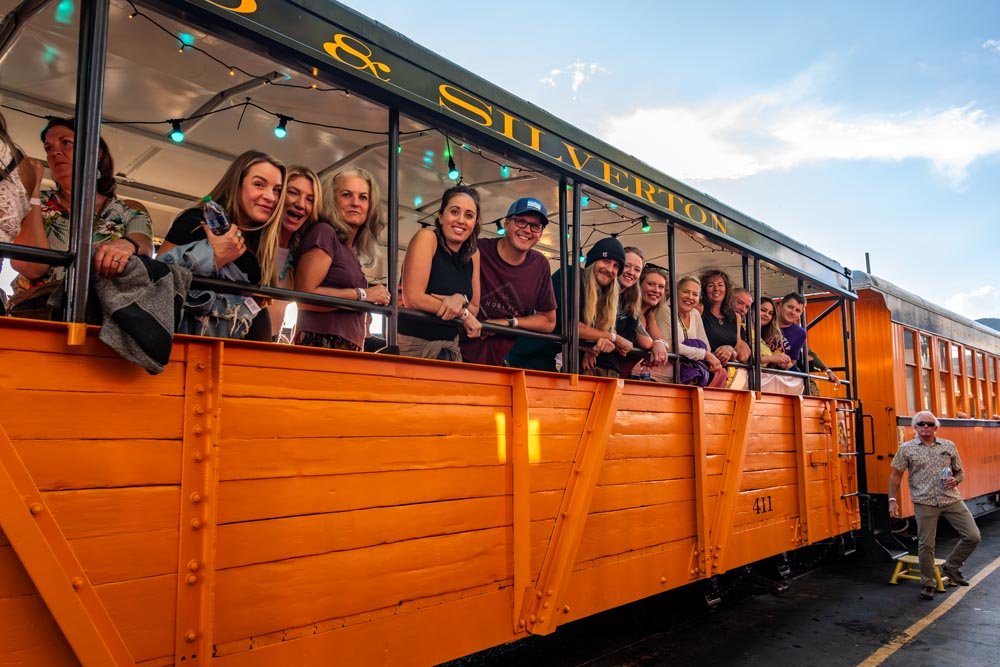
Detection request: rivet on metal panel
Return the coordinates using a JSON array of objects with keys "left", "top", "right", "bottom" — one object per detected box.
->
[
  {"left": 661, "top": 576, "right": 667, "bottom": 584},
  {"left": 187, "top": 560, "right": 200, "bottom": 572},
  {"left": 190, "top": 519, "right": 202, "bottom": 531},
  {"left": 193, "top": 426, "right": 204, "bottom": 436},
  {"left": 192, "top": 452, "right": 204, "bottom": 463},
  {"left": 529, "top": 615, "right": 537, "bottom": 623},
  {"left": 561, "top": 511, "right": 567, "bottom": 518},
  {"left": 185, "top": 630, "right": 197, "bottom": 643},
  {"left": 186, "top": 574, "right": 198, "bottom": 585},
  {"left": 190, "top": 492, "right": 202, "bottom": 505},
  {"left": 518, "top": 619, "right": 525, "bottom": 629},
  {"left": 538, "top": 616, "right": 546, "bottom": 623},
  {"left": 543, "top": 602, "right": 549, "bottom": 609},
  {"left": 195, "top": 384, "right": 205, "bottom": 395},
  {"left": 196, "top": 361, "right": 206, "bottom": 372},
  {"left": 28, "top": 503, "right": 42, "bottom": 515},
  {"left": 71, "top": 577, "right": 84, "bottom": 590},
  {"left": 547, "top": 589, "right": 553, "bottom": 596},
  {"left": 193, "top": 405, "right": 204, "bottom": 416},
  {"left": 690, "top": 569, "right": 696, "bottom": 575},
  {"left": 575, "top": 467, "right": 582, "bottom": 474},
  {"left": 563, "top": 606, "right": 570, "bottom": 614}
]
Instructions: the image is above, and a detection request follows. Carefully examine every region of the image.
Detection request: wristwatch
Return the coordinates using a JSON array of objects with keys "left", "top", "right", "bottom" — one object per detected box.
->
[{"left": 507, "top": 316, "right": 518, "bottom": 328}]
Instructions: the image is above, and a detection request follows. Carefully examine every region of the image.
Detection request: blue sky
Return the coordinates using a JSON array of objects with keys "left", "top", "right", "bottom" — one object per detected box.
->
[{"left": 344, "top": 0, "right": 1000, "bottom": 319}]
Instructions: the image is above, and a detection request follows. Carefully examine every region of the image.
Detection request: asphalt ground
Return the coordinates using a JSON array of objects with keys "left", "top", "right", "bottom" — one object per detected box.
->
[{"left": 449, "top": 511, "right": 1000, "bottom": 667}]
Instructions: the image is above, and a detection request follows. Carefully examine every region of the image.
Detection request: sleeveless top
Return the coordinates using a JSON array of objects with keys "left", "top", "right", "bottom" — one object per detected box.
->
[
  {"left": 399, "top": 239, "right": 474, "bottom": 341},
  {"left": 0, "top": 143, "right": 29, "bottom": 247},
  {"left": 703, "top": 309, "right": 738, "bottom": 350}
]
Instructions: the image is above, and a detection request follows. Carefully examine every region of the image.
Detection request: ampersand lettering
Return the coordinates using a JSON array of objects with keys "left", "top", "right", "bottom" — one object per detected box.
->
[{"left": 323, "top": 33, "right": 391, "bottom": 82}]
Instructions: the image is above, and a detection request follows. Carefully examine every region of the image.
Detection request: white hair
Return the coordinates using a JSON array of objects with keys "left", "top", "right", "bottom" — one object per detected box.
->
[{"left": 911, "top": 411, "right": 940, "bottom": 427}]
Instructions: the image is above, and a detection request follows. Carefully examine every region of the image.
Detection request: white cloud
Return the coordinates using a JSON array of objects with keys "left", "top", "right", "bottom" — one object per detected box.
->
[
  {"left": 945, "top": 285, "right": 1000, "bottom": 319},
  {"left": 599, "top": 64, "right": 1000, "bottom": 184},
  {"left": 541, "top": 61, "right": 609, "bottom": 98},
  {"left": 983, "top": 39, "right": 1000, "bottom": 54}
]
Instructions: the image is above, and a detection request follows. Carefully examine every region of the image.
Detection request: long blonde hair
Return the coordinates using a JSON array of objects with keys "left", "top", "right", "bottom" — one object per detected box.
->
[
  {"left": 207, "top": 150, "right": 287, "bottom": 288},
  {"left": 620, "top": 246, "right": 644, "bottom": 320},
  {"left": 581, "top": 264, "right": 619, "bottom": 331},
  {"left": 321, "top": 166, "right": 385, "bottom": 276},
  {"left": 280, "top": 165, "right": 324, "bottom": 284}
]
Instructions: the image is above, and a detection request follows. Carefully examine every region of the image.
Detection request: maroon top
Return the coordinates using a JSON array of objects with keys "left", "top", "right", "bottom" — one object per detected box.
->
[
  {"left": 295, "top": 222, "right": 366, "bottom": 347},
  {"left": 461, "top": 237, "right": 557, "bottom": 366}
]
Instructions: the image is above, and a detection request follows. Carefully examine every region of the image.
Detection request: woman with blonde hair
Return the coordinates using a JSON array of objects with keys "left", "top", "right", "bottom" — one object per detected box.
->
[
  {"left": 159, "top": 149, "right": 285, "bottom": 340},
  {"left": 269, "top": 165, "right": 323, "bottom": 338},
  {"left": 294, "top": 166, "right": 390, "bottom": 351},
  {"left": 676, "top": 275, "right": 726, "bottom": 387}
]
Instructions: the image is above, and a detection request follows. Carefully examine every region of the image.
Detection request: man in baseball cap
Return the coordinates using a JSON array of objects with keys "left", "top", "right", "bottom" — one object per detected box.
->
[{"left": 460, "top": 197, "right": 557, "bottom": 366}]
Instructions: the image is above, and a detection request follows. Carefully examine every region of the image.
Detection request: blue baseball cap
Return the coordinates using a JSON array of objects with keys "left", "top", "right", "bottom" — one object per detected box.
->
[{"left": 505, "top": 197, "right": 548, "bottom": 225}]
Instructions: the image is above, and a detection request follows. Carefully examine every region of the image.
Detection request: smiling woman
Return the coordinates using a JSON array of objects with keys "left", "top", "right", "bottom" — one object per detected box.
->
[
  {"left": 156, "top": 149, "right": 286, "bottom": 340},
  {"left": 398, "top": 183, "right": 483, "bottom": 360}
]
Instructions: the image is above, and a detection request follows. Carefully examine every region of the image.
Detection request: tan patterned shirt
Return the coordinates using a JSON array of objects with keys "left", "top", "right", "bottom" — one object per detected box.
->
[{"left": 891, "top": 437, "right": 965, "bottom": 506}]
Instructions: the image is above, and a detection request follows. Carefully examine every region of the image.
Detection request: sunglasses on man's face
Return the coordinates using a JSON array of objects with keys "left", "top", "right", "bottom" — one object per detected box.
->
[{"left": 915, "top": 422, "right": 937, "bottom": 427}]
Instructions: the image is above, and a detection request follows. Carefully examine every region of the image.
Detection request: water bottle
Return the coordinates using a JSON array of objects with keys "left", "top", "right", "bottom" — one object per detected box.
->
[
  {"left": 639, "top": 364, "right": 652, "bottom": 381},
  {"left": 941, "top": 466, "right": 953, "bottom": 490},
  {"left": 202, "top": 196, "right": 230, "bottom": 235}
]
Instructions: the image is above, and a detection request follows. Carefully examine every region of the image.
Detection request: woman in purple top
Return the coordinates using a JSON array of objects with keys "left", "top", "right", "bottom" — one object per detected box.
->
[{"left": 294, "top": 167, "right": 390, "bottom": 351}]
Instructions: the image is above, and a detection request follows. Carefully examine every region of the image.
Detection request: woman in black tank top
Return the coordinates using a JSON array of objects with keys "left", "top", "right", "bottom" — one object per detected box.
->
[
  {"left": 399, "top": 184, "right": 483, "bottom": 359},
  {"left": 700, "top": 269, "right": 751, "bottom": 366}
]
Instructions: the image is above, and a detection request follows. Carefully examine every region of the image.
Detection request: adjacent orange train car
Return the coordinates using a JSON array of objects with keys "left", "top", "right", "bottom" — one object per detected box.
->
[
  {"left": 810, "top": 272, "right": 1000, "bottom": 527},
  {"left": 0, "top": 320, "right": 859, "bottom": 666}
]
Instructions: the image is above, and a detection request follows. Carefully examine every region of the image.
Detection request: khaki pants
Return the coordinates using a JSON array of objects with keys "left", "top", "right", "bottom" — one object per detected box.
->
[{"left": 913, "top": 500, "right": 982, "bottom": 586}]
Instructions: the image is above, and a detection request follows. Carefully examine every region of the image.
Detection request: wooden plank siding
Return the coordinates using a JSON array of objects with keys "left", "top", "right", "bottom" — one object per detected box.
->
[{"left": 0, "top": 325, "right": 859, "bottom": 666}]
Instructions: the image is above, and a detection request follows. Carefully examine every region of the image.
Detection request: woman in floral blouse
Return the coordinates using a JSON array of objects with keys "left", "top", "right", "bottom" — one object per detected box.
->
[{"left": 10, "top": 117, "right": 153, "bottom": 318}]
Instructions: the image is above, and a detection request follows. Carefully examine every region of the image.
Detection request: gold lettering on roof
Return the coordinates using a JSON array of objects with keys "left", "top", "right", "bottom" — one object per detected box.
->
[
  {"left": 205, "top": 0, "right": 258, "bottom": 12},
  {"left": 323, "top": 34, "right": 391, "bottom": 82}
]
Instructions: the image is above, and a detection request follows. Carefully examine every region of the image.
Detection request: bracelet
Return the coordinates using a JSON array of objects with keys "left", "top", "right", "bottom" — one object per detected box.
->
[
  {"left": 460, "top": 307, "right": 469, "bottom": 320},
  {"left": 610, "top": 332, "right": 617, "bottom": 343},
  {"left": 888, "top": 497, "right": 897, "bottom": 502},
  {"left": 29, "top": 197, "right": 41, "bottom": 207},
  {"left": 122, "top": 236, "right": 141, "bottom": 254},
  {"left": 356, "top": 287, "right": 367, "bottom": 302}
]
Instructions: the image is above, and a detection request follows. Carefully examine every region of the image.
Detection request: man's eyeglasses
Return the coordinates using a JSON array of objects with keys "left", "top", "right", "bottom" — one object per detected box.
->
[
  {"left": 915, "top": 421, "right": 937, "bottom": 427},
  {"left": 509, "top": 216, "right": 545, "bottom": 234}
]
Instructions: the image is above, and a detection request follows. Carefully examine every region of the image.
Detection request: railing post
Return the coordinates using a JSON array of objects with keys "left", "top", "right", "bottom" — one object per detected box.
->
[
  {"left": 385, "top": 107, "right": 399, "bottom": 347},
  {"left": 64, "top": 0, "right": 110, "bottom": 342}
]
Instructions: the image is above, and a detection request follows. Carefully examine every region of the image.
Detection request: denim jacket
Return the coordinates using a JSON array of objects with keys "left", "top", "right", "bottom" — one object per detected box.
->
[{"left": 158, "top": 240, "right": 258, "bottom": 339}]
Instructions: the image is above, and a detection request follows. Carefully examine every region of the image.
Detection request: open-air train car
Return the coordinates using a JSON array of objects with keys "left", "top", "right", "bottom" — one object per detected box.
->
[{"left": 0, "top": 1, "right": 860, "bottom": 665}]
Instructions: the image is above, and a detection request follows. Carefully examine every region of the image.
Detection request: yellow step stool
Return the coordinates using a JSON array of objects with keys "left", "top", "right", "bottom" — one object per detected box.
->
[{"left": 889, "top": 554, "right": 948, "bottom": 592}]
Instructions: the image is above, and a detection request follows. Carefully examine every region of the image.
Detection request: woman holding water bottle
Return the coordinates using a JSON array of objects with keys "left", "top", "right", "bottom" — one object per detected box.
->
[{"left": 159, "top": 149, "right": 285, "bottom": 340}]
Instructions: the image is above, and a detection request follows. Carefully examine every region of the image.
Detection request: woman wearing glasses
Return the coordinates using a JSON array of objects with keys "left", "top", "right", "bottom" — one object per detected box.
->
[{"left": 460, "top": 197, "right": 557, "bottom": 366}]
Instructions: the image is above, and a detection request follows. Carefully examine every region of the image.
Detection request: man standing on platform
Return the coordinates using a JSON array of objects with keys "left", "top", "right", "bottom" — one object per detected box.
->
[
  {"left": 461, "top": 197, "right": 556, "bottom": 366},
  {"left": 889, "top": 411, "right": 981, "bottom": 600}
]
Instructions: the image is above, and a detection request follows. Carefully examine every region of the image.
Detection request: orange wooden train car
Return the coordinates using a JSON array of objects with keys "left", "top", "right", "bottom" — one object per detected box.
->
[
  {"left": 0, "top": 320, "right": 859, "bottom": 666},
  {"left": 809, "top": 272, "right": 1000, "bottom": 527}
]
